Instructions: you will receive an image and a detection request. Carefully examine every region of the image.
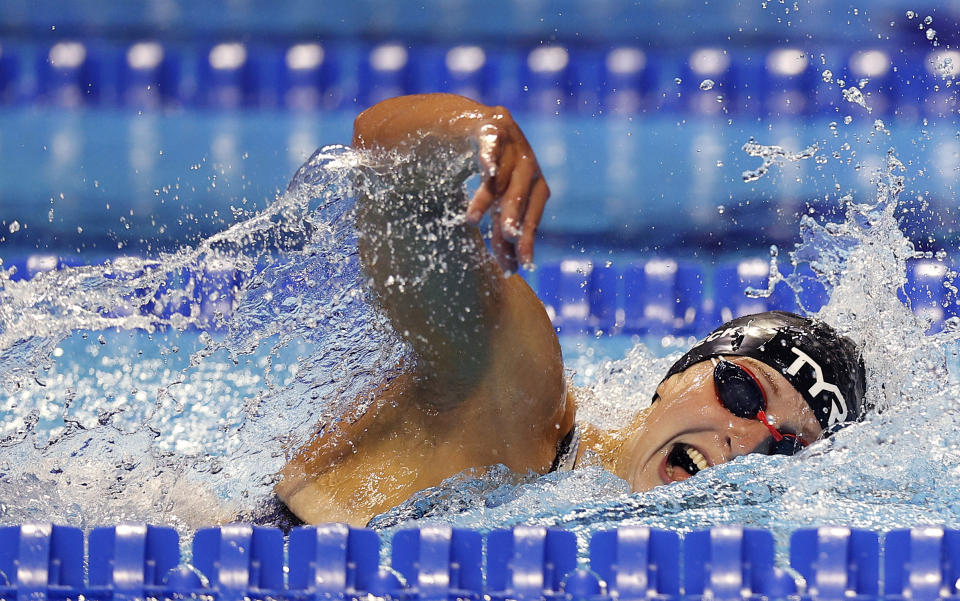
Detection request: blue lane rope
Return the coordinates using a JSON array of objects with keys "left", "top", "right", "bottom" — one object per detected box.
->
[
  {"left": 1, "top": 523, "right": 959, "bottom": 600},
  {"left": 3, "top": 254, "right": 955, "bottom": 337}
]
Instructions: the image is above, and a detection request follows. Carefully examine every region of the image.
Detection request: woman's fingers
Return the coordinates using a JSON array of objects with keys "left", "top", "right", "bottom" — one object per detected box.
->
[
  {"left": 498, "top": 157, "right": 537, "bottom": 242},
  {"left": 467, "top": 179, "right": 496, "bottom": 224},
  {"left": 491, "top": 213, "right": 518, "bottom": 273},
  {"left": 467, "top": 116, "right": 547, "bottom": 271},
  {"left": 468, "top": 125, "right": 509, "bottom": 223},
  {"left": 476, "top": 123, "right": 503, "bottom": 180},
  {"left": 516, "top": 176, "right": 550, "bottom": 266}
]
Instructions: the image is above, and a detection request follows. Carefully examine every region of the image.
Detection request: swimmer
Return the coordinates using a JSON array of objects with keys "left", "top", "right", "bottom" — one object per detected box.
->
[{"left": 273, "top": 94, "right": 867, "bottom": 527}]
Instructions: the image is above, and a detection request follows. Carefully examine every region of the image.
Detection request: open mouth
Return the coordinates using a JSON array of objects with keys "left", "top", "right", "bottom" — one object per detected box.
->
[{"left": 665, "top": 443, "right": 710, "bottom": 481}]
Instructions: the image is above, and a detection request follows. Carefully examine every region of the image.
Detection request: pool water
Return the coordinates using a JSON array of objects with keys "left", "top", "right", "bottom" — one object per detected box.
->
[{"left": 1, "top": 134, "right": 959, "bottom": 560}]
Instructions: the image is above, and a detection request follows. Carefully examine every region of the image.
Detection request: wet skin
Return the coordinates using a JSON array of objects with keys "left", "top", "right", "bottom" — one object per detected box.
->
[{"left": 609, "top": 356, "right": 824, "bottom": 491}]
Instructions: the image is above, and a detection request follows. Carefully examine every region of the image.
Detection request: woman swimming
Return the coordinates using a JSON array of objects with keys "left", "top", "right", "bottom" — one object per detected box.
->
[{"left": 273, "top": 93, "right": 867, "bottom": 527}]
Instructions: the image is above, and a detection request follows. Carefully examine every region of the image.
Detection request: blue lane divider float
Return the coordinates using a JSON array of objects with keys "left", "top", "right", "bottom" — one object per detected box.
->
[
  {"left": 87, "top": 524, "right": 180, "bottom": 600},
  {"left": 288, "top": 523, "right": 385, "bottom": 598},
  {"left": 192, "top": 524, "right": 285, "bottom": 600},
  {"left": 0, "top": 523, "right": 84, "bottom": 601},
  {"left": 0, "top": 37, "right": 954, "bottom": 117},
  {"left": 487, "top": 526, "right": 577, "bottom": 600},
  {"left": 884, "top": 527, "right": 960, "bottom": 601},
  {"left": 588, "top": 525, "right": 680, "bottom": 598},
  {"left": 684, "top": 527, "right": 796, "bottom": 600},
  {"left": 4, "top": 253, "right": 956, "bottom": 336},
  {"left": 6, "top": 523, "right": 960, "bottom": 600},
  {"left": 791, "top": 527, "right": 880, "bottom": 601},
  {"left": 392, "top": 526, "right": 483, "bottom": 600}
]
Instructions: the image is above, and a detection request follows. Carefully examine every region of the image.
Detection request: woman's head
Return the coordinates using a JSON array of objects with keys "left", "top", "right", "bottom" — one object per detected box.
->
[{"left": 612, "top": 311, "right": 866, "bottom": 491}]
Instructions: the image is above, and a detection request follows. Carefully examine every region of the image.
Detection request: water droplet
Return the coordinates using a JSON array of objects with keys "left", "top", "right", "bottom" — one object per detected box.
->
[
  {"left": 97, "top": 334, "right": 107, "bottom": 345},
  {"left": 699, "top": 79, "right": 715, "bottom": 91},
  {"left": 674, "top": 77, "right": 682, "bottom": 85},
  {"left": 717, "top": 204, "right": 725, "bottom": 215},
  {"left": 8, "top": 221, "right": 20, "bottom": 233},
  {"left": 822, "top": 69, "right": 833, "bottom": 82},
  {"left": 924, "top": 15, "right": 933, "bottom": 25},
  {"left": 842, "top": 86, "right": 872, "bottom": 113},
  {"left": 906, "top": 10, "right": 915, "bottom": 19},
  {"left": 844, "top": 115, "right": 853, "bottom": 124},
  {"left": 936, "top": 56, "right": 954, "bottom": 78},
  {"left": 926, "top": 28, "right": 937, "bottom": 41},
  {"left": 716, "top": 160, "right": 724, "bottom": 167}
]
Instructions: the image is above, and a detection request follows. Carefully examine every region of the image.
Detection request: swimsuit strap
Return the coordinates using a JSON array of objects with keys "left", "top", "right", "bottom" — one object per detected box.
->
[
  {"left": 548, "top": 376, "right": 578, "bottom": 472},
  {"left": 549, "top": 422, "right": 580, "bottom": 472}
]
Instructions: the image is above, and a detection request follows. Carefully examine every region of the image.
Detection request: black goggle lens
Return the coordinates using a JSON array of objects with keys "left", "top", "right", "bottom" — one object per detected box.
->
[
  {"left": 712, "top": 359, "right": 766, "bottom": 418},
  {"left": 713, "top": 358, "right": 809, "bottom": 454}
]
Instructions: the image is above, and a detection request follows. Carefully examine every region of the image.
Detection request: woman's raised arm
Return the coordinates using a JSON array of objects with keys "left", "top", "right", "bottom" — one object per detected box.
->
[
  {"left": 353, "top": 93, "right": 548, "bottom": 270},
  {"left": 351, "top": 94, "right": 549, "bottom": 405}
]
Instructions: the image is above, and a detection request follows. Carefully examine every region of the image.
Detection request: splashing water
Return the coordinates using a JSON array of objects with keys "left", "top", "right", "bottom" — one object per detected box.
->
[
  {"left": 741, "top": 139, "right": 819, "bottom": 183},
  {"left": 842, "top": 86, "right": 873, "bottom": 113},
  {"left": 0, "top": 145, "right": 412, "bottom": 530},
  {"left": 364, "top": 150, "right": 960, "bottom": 551},
  {"left": 0, "top": 129, "right": 958, "bottom": 555}
]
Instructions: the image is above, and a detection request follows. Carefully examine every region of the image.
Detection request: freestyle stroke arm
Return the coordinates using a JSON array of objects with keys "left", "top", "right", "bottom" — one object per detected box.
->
[
  {"left": 351, "top": 94, "right": 550, "bottom": 405},
  {"left": 275, "top": 95, "right": 566, "bottom": 523}
]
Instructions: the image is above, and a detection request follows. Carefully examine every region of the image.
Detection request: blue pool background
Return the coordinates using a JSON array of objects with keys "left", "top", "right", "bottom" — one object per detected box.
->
[
  {"left": 3, "top": 3, "right": 960, "bottom": 595},
  {"left": 1, "top": 0, "right": 959, "bottom": 349}
]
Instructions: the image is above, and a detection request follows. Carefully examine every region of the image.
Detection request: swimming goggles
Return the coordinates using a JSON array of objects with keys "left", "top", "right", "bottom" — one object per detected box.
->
[{"left": 711, "top": 357, "right": 809, "bottom": 456}]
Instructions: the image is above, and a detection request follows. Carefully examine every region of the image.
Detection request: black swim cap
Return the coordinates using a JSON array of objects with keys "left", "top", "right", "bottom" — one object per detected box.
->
[{"left": 658, "top": 311, "right": 867, "bottom": 432}]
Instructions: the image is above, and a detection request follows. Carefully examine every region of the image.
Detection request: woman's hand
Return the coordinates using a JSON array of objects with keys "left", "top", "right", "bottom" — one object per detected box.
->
[
  {"left": 353, "top": 94, "right": 550, "bottom": 273},
  {"left": 466, "top": 109, "right": 550, "bottom": 273}
]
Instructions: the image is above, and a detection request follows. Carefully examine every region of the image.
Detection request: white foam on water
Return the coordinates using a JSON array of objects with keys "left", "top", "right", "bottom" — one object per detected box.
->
[{"left": 0, "top": 145, "right": 415, "bottom": 532}]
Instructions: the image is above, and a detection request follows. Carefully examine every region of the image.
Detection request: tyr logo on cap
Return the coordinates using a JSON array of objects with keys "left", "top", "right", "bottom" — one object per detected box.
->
[{"left": 785, "top": 347, "right": 849, "bottom": 427}]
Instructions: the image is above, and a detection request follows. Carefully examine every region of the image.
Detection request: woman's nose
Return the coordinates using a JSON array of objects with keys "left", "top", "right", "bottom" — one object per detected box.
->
[{"left": 723, "top": 417, "right": 774, "bottom": 458}]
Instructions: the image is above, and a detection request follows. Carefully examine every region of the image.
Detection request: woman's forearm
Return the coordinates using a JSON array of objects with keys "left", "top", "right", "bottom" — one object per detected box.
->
[
  {"left": 352, "top": 93, "right": 549, "bottom": 271},
  {"left": 352, "top": 93, "right": 506, "bottom": 154}
]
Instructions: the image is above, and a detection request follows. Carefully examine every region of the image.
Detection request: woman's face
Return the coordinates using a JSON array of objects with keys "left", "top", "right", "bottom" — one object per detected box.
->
[{"left": 617, "top": 357, "right": 824, "bottom": 492}]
